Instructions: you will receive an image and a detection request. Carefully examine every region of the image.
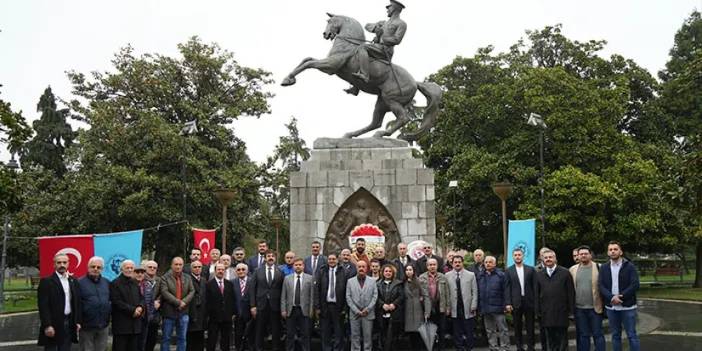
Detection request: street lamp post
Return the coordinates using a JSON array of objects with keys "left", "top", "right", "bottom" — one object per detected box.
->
[
  {"left": 180, "top": 121, "right": 198, "bottom": 256},
  {"left": 0, "top": 154, "right": 20, "bottom": 313},
  {"left": 271, "top": 215, "right": 281, "bottom": 255},
  {"left": 214, "top": 188, "right": 236, "bottom": 254},
  {"left": 492, "top": 181, "right": 513, "bottom": 268},
  {"left": 527, "top": 113, "right": 547, "bottom": 249}
]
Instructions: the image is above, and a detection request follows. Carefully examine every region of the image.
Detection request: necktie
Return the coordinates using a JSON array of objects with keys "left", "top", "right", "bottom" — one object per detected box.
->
[
  {"left": 267, "top": 267, "right": 273, "bottom": 285},
  {"left": 240, "top": 278, "right": 246, "bottom": 295},
  {"left": 401, "top": 257, "right": 406, "bottom": 266},
  {"left": 329, "top": 268, "right": 336, "bottom": 300},
  {"left": 456, "top": 273, "right": 464, "bottom": 310},
  {"left": 312, "top": 256, "right": 317, "bottom": 272},
  {"left": 548, "top": 268, "right": 553, "bottom": 277},
  {"left": 294, "top": 275, "right": 302, "bottom": 306},
  {"left": 259, "top": 255, "right": 264, "bottom": 267},
  {"left": 219, "top": 280, "right": 224, "bottom": 294}
]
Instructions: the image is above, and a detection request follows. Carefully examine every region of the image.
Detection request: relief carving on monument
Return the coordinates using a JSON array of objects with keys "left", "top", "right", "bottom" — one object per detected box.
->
[{"left": 324, "top": 187, "right": 400, "bottom": 258}]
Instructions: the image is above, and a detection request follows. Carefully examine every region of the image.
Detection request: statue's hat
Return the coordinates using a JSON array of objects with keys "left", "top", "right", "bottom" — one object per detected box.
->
[{"left": 386, "top": 0, "right": 406, "bottom": 9}]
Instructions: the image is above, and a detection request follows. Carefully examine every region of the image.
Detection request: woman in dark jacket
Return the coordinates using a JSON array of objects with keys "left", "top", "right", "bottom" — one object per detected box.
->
[
  {"left": 375, "top": 264, "right": 405, "bottom": 351},
  {"left": 403, "top": 264, "right": 424, "bottom": 351}
]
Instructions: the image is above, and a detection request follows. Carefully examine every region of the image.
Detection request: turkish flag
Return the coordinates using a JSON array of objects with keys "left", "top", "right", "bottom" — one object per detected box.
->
[
  {"left": 38, "top": 235, "right": 95, "bottom": 278},
  {"left": 193, "top": 228, "right": 216, "bottom": 265}
]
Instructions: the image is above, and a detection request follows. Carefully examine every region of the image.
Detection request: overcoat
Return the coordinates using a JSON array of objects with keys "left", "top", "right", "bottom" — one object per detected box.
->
[{"left": 534, "top": 265, "right": 575, "bottom": 327}]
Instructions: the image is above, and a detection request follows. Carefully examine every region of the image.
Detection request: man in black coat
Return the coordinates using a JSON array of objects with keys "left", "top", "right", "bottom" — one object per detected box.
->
[
  {"left": 415, "top": 243, "right": 443, "bottom": 275},
  {"left": 315, "top": 253, "right": 347, "bottom": 351},
  {"left": 184, "top": 248, "right": 210, "bottom": 281},
  {"left": 247, "top": 240, "right": 269, "bottom": 273},
  {"left": 206, "top": 263, "right": 236, "bottom": 351},
  {"left": 505, "top": 248, "right": 536, "bottom": 351},
  {"left": 110, "top": 260, "right": 144, "bottom": 351},
  {"left": 391, "top": 242, "right": 414, "bottom": 281},
  {"left": 534, "top": 249, "right": 575, "bottom": 351},
  {"left": 187, "top": 261, "right": 208, "bottom": 351},
  {"left": 250, "top": 250, "right": 285, "bottom": 351},
  {"left": 37, "top": 253, "right": 82, "bottom": 351},
  {"left": 232, "top": 263, "right": 254, "bottom": 351}
]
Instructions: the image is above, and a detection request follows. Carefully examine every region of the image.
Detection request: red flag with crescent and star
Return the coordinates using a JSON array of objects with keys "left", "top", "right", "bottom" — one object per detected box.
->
[
  {"left": 193, "top": 228, "right": 216, "bottom": 265},
  {"left": 38, "top": 235, "right": 95, "bottom": 277}
]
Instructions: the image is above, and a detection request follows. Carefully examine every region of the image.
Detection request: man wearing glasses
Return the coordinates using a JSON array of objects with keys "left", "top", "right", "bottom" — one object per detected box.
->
[
  {"left": 233, "top": 263, "right": 254, "bottom": 351},
  {"left": 78, "top": 256, "right": 111, "bottom": 351},
  {"left": 142, "top": 261, "right": 160, "bottom": 351},
  {"left": 416, "top": 243, "right": 444, "bottom": 275}
]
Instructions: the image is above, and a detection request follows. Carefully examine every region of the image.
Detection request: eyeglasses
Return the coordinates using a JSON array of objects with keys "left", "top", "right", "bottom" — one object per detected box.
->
[
  {"left": 236, "top": 268, "right": 246, "bottom": 271},
  {"left": 147, "top": 266, "right": 157, "bottom": 269},
  {"left": 89, "top": 265, "right": 103, "bottom": 269}
]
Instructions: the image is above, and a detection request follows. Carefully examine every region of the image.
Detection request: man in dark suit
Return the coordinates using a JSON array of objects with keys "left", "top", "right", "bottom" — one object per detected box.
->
[
  {"left": 304, "top": 240, "right": 327, "bottom": 276},
  {"left": 187, "top": 261, "right": 207, "bottom": 351},
  {"left": 505, "top": 248, "right": 536, "bottom": 351},
  {"left": 315, "top": 253, "right": 347, "bottom": 351},
  {"left": 247, "top": 240, "right": 269, "bottom": 273},
  {"left": 110, "top": 260, "right": 144, "bottom": 351},
  {"left": 37, "top": 253, "right": 82, "bottom": 351},
  {"left": 250, "top": 250, "right": 285, "bottom": 351},
  {"left": 534, "top": 249, "right": 575, "bottom": 351},
  {"left": 340, "top": 249, "right": 357, "bottom": 278},
  {"left": 392, "top": 242, "right": 414, "bottom": 281},
  {"left": 416, "top": 243, "right": 443, "bottom": 275},
  {"left": 184, "top": 248, "right": 210, "bottom": 281},
  {"left": 206, "top": 263, "right": 236, "bottom": 351},
  {"left": 233, "top": 263, "right": 254, "bottom": 351}
]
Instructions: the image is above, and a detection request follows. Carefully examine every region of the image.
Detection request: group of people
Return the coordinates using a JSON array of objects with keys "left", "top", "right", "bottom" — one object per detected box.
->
[{"left": 37, "top": 238, "right": 640, "bottom": 351}]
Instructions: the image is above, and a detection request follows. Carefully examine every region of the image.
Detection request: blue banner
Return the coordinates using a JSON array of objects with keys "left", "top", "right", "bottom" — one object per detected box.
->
[
  {"left": 507, "top": 219, "right": 536, "bottom": 267},
  {"left": 94, "top": 230, "right": 143, "bottom": 281}
]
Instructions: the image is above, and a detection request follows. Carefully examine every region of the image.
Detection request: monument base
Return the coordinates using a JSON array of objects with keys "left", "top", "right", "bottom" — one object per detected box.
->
[{"left": 289, "top": 138, "right": 436, "bottom": 258}]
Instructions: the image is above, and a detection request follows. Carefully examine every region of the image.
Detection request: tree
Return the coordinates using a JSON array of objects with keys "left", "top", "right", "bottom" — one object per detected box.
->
[
  {"left": 259, "top": 117, "right": 310, "bottom": 253},
  {"left": 11, "top": 37, "right": 274, "bottom": 267},
  {"left": 655, "top": 11, "right": 702, "bottom": 287},
  {"left": 421, "top": 25, "right": 685, "bottom": 261},
  {"left": 0, "top": 85, "right": 31, "bottom": 156},
  {"left": 21, "top": 87, "right": 75, "bottom": 176}
]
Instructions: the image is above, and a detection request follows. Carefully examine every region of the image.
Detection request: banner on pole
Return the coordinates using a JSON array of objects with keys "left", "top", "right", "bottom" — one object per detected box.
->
[
  {"left": 38, "top": 235, "right": 94, "bottom": 278},
  {"left": 94, "top": 230, "right": 144, "bottom": 281},
  {"left": 507, "top": 219, "right": 536, "bottom": 267},
  {"left": 193, "top": 228, "right": 216, "bottom": 265}
]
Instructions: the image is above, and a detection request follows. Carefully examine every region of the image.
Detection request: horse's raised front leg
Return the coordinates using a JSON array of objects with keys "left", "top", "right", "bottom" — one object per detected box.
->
[
  {"left": 281, "top": 56, "right": 342, "bottom": 86},
  {"left": 373, "top": 101, "right": 410, "bottom": 137},
  {"left": 343, "top": 98, "right": 389, "bottom": 138}
]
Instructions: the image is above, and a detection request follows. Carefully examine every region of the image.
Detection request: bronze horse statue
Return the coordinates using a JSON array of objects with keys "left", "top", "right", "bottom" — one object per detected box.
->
[{"left": 281, "top": 14, "right": 442, "bottom": 141}]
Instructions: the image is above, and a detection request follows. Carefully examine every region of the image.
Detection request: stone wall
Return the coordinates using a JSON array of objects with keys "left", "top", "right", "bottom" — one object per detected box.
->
[{"left": 289, "top": 138, "right": 436, "bottom": 258}]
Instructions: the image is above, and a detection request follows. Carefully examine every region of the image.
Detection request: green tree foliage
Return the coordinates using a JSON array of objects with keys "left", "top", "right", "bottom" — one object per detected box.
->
[
  {"left": 21, "top": 87, "right": 76, "bottom": 176},
  {"left": 0, "top": 85, "right": 31, "bottom": 156},
  {"left": 259, "top": 117, "right": 310, "bottom": 253},
  {"left": 11, "top": 37, "right": 274, "bottom": 267},
  {"left": 654, "top": 11, "right": 702, "bottom": 287},
  {"left": 422, "top": 25, "right": 685, "bottom": 260}
]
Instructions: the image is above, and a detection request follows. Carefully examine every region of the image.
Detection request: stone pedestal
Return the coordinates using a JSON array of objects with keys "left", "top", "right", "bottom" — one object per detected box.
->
[{"left": 289, "top": 138, "right": 436, "bottom": 258}]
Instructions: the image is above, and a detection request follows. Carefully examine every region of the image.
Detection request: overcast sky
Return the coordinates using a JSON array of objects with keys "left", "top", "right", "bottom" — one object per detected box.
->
[{"left": 1, "top": 0, "right": 700, "bottom": 164}]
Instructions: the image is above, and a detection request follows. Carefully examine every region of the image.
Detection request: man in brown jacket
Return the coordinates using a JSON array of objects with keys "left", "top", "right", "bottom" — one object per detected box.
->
[
  {"left": 159, "top": 257, "right": 195, "bottom": 351},
  {"left": 418, "top": 258, "right": 450, "bottom": 351}
]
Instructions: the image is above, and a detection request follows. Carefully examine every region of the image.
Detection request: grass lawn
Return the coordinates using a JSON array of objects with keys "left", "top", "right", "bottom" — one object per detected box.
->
[
  {"left": 2, "top": 292, "right": 37, "bottom": 314},
  {"left": 639, "top": 286, "right": 702, "bottom": 302},
  {"left": 4, "top": 278, "right": 35, "bottom": 291},
  {"left": 640, "top": 272, "right": 696, "bottom": 283}
]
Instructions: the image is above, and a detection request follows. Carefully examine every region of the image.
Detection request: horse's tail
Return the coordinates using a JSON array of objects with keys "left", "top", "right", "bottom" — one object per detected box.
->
[{"left": 402, "top": 81, "right": 443, "bottom": 142}]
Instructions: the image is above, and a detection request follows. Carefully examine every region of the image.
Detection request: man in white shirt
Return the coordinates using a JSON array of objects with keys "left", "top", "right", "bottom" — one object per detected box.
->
[
  {"left": 38, "top": 253, "right": 82, "bottom": 351},
  {"left": 315, "top": 253, "right": 347, "bottom": 351},
  {"left": 598, "top": 241, "right": 640, "bottom": 351},
  {"left": 282, "top": 258, "right": 315, "bottom": 351},
  {"left": 505, "top": 248, "right": 536, "bottom": 351}
]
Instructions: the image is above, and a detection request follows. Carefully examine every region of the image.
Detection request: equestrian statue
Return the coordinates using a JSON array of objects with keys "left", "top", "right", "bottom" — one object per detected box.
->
[{"left": 281, "top": 0, "right": 442, "bottom": 142}]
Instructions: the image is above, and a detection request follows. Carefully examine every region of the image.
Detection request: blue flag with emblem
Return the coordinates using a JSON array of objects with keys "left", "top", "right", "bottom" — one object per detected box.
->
[
  {"left": 506, "top": 219, "right": 536, "bottom": 267},
  {"left": 93, "top": 230, "right": 143, "bottom": 281}
]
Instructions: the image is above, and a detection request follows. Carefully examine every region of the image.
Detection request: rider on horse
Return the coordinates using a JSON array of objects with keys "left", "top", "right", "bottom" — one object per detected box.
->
[{"left": 346, "top": 0, "right": 407, "bottom": 96}]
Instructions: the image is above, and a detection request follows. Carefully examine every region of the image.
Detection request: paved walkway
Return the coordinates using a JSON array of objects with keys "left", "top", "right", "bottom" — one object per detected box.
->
[{"left": 1, "top": 299, "right": 700, "bottom": 350}]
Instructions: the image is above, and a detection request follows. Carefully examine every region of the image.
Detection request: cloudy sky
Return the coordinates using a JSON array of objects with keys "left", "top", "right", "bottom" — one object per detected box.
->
[{"left": 1, "top": 0, "right": 699, "bottom": 163}]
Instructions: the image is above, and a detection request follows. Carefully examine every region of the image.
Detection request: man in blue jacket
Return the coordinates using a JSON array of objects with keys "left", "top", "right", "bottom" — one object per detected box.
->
[
  {"left": 598, "top": 241, "right": 640, "bottom": 351},
  {"left": 478, "top": 256, "right": 510, "bottom": 351},
  {"left": 78, "top": 256, "right": 111, "bottom": 351}
]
